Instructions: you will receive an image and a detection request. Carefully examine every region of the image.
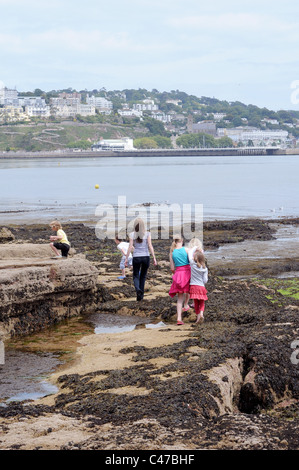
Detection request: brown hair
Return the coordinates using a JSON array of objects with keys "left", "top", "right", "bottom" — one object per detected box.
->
[
  {"left": 50, "top": 220, "right": 62, "bottom": 230},
  {"left": 193, "top": 250, "right": 206, "bottom": 269},
  {"left": 133, "top": 218, "right": 145, "bottom": 244}
]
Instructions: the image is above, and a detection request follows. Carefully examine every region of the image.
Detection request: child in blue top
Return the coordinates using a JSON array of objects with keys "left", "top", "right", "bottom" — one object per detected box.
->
[{"left": 169, "top": 235, "right": 191, "bottom": 325}]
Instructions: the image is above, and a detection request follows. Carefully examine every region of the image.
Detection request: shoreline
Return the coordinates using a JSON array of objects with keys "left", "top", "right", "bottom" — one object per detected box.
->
[
  {"left": 1, "top": 210, "right": 298, "bottom": 228},
  {"left": 0, "top": 147, "right": 295, "bottom": 160}
]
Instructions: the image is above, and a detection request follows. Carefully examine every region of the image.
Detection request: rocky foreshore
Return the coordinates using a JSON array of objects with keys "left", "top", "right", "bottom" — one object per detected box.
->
[
  {"left": 0, "top": 218, "right": 298, "bottom": 450},
  {"left": 0, "top": 243, "right": 99, "bottom": 339}
]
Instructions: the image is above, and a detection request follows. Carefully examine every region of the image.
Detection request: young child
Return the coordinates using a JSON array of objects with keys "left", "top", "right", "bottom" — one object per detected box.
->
[
  {"left": 115, "top": 235, "right": 132, "bottom": 279},
  {"left": 169, "top": 235, "right": 191, "bottom": 326},
  {"left": 49, "top": 221, "right": 70, "bottom": 258},
  {"left": 188, "top": 237, "right": 204, "bottom": 308},
  {"left": 188, "top": 237, "right": 203, "bottom": 251},
  {"left": 188, "top": 247, "right": 208, "bottom": 324}
]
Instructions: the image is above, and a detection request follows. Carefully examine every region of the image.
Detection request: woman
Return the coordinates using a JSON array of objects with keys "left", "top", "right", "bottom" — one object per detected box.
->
[{"left": 125, "top": 218, "right": 157, "bottom": 301}]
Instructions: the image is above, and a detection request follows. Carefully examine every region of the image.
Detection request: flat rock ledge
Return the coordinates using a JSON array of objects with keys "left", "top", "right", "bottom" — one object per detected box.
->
[{"left": 0, "top": 244, "right": 99, "bottom": 339}]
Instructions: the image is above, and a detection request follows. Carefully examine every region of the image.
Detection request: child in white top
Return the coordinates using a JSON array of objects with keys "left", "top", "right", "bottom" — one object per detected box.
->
[
  {"left": 115, "top": 236, "right": 132, "bottom": 279},
  {"left": 188, "top": 237, "right": 204, "bottom": 308},
  {"left": 188, "top": 246, "right": 208, "bottom": 324}
]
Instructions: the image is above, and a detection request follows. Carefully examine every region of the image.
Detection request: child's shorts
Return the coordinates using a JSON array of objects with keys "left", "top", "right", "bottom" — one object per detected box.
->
[
  {"left": 120, "top": 255, "right": 132, "bottom": 270},
  {"left": 53, "top": 242, "right": 70, "bottom": 258}
]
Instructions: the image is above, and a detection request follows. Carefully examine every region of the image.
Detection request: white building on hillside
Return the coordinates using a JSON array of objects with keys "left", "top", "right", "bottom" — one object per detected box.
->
[
  {"left": 25, "top": 105, "right": 51, "bottom": 118},
  {"left": 86, "top": 95, "right": 113, "bottom": 114},
  {"left": 241, "top": 129, "right": 288, "bottom": 143},
  {"left": 52, "top": 103, "right": 95, "bottom": 117},
  {"left": 18, "top": 96, "right": 47, "bottom": 107},
  {"left": 0, "top": 87, "right": 18, "bottom": 106},
  {"left": 118, "top": 108, "right": 143, "bottom": 118},
  {"left": 217, "top": 127, "right": 288, "bottom": 145},
  {"left": 212, "top": 113, "right": 227, "bottom": 121},
  {"left": 92, "top": 138, "right": 134, "bottom": 151},
  {"left": 133, "top": 99, "right": 158, "bottom": 112},
  {"left": 50, "top": 93, "right": 81, "bottom": 108},
  {"left": 151, "top": 110, "right": 171, "bottom": 123}
]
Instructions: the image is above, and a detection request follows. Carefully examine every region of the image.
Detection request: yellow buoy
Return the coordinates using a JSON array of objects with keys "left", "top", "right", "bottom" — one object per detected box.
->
[{"left": 95, "top": 184, "right": 99, "bottom": 189}]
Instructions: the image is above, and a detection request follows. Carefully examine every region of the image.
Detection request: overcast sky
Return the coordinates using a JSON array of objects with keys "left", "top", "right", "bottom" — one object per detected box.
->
[{"left": 1, "top": 0, "right": 299, "bottom": 110}]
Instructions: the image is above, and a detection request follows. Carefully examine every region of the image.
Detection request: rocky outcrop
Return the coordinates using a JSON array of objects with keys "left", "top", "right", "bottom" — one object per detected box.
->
[
  {"left": 0, "top": 228, "right": 15, "bottom": 243},
  {"left": 0, "top": 244, "right": 99, "bottom": 339}
]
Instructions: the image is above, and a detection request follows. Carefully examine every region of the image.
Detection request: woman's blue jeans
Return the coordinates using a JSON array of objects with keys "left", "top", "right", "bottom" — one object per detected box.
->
[{"left": 132, "top": 256, "right": 150, "bottom": 300}]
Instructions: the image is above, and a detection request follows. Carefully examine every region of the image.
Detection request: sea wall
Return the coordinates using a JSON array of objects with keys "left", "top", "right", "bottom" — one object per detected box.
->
[
  {"left": 0, "top": 243, "right": 99, "bottom": 339},
  {"left": 0, "top": 146, "right": 288, "bottom": 159}
]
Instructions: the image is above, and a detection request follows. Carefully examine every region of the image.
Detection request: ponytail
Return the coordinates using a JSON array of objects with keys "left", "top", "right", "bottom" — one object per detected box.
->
[
  {"left": 170, "top": 234, "right": 183, "bottom": 254},
  {"left": 133, "top": 218, "right": 145, "bottom": 244},
  {"left": 193, "top": 250, "right": 206, "bottom": 269}
]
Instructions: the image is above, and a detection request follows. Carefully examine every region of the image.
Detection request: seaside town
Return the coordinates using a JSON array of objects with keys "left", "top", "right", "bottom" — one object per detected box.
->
[{"left": 1, "top": 84, "right": 298, "bottom": 151}]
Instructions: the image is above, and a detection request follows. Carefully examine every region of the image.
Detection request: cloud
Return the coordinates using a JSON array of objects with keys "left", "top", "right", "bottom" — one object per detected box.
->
[
  {"left": 0, "top": 33, "right": 22, "bottom": 52},
  {"left": 0, "top": 0, "right": 298, "bottom": 109},
  {"left": 168, "top": 12, "right": 297, "bottom": 34},
  {"left": 0, "top": 0, "right": 59, "bottom": 5},
  {"left": 0, "top": 27, "right": 173, "bottom": 60}
]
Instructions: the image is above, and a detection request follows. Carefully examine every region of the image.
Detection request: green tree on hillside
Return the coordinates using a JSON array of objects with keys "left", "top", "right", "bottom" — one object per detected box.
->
[
  {"left": 134, "top": 137, "right": 158, "bottom": 149},
  {"left": 176, "top": 133, "right": 217, "bottom": 148},
  {"left": 152, "top": 135, "right": 172, "bottom": 148},
  {"left": 143, "top": 117, "right": 167, "bottom": 136}
]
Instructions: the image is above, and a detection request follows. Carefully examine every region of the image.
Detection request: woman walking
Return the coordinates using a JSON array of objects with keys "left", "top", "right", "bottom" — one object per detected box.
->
[{"left": 125, "top": 218, "right": 157, "bottom": 301}]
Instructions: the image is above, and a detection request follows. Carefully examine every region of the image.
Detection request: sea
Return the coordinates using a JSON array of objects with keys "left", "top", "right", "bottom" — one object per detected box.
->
[{"left": 0, "top": 154, "right": 298, "bottom": 226}]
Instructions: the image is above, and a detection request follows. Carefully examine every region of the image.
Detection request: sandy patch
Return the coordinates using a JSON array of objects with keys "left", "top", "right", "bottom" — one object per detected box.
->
[
  {"left": 37, "top": 325, "right": 191, "bottom": 405},
  {"left": 0, "top": 413, "right": 91, "bottom": 450}
]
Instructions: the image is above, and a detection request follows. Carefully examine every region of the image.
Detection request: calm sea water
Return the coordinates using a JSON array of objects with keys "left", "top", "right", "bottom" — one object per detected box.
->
[{"left": 0, "top": 154, "right": 298, "bottom": 224}]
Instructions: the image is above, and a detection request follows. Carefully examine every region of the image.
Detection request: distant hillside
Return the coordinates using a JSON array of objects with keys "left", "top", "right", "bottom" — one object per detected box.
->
[
  {"left": 0, "top": 121, "right": 147, "bottom": 152},
  {"left": 1, "top": 87, "right": 299, "bottom": 151}
]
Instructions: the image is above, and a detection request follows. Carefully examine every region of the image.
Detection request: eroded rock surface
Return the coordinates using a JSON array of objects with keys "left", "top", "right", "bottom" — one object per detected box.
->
[
  {"left": 0, "top": 243, "right": 99, "bottom": 338},
  {"left": 0, "top": 220, "right": 298, "bottom": 450}
]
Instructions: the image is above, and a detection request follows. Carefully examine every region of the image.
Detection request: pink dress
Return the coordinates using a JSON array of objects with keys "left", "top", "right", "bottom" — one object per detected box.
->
[
  {"left": 189, "top": 285, "right": 208, "bottom": 300},
  {"left": 169, "top": 247, "right": 191, "bottom": 297}
]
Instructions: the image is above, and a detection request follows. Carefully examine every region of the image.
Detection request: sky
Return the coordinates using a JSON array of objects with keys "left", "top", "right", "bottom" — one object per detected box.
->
[{"left": 1, "top": 0, "right": 299, "bottom": 110}]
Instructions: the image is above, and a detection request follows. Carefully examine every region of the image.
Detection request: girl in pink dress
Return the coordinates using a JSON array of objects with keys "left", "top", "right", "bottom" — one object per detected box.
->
[{"left": 169, "top": 235, "right": 191, "bottom": 325}]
